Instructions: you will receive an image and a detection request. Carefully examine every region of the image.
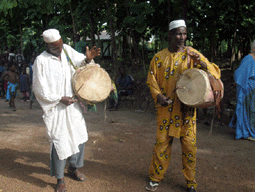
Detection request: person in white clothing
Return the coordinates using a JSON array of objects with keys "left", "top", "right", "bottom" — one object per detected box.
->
[{"left": 32, "top": 29, "right": 100, "bottom": 192}]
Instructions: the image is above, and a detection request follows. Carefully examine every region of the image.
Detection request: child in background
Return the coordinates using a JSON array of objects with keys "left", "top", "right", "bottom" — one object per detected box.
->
[
  {"left": 1, "top": 64, "right": 19, "bottom": 111},
  {"left": 19, "top": 66, "right": 30, "bottom": 102}
]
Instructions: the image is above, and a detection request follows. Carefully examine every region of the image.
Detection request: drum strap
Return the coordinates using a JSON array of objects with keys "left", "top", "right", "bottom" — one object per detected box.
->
[
  {"left": 63, "top": 48, "right": 78, "bottom": 70},
  {"left": 208, "top": 73, "right": 223, "bottom": 118},
  {"left": 186, "top": 47, "right": 191, "bottom": 68},
  {"left": 186, "top": 46, "right": 223, "bottom": 118}
]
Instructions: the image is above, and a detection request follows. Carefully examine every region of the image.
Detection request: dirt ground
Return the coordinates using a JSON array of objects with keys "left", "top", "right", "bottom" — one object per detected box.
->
[{"left": 0, "top": 94, "right": 254, "bottom": 192}]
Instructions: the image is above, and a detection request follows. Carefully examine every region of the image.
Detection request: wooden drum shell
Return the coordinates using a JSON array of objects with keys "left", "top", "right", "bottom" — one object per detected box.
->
[
  {"left": 72, "top": 64, "right": 112, "bottom": 103},
  {"left": 176, "top": 68, "right": 222, "bottom": 108}
]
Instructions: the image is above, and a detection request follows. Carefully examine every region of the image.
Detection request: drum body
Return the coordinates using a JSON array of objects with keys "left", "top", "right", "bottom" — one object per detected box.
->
[
  {"left": 72, "top": 64, "right": 112, "bottom": 103},
  {"left": 176, "top": 68, "right": 223, "bottom": 108}
]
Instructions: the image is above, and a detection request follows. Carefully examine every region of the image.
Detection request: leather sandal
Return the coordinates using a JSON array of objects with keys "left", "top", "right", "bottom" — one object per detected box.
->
[
  {"left": 67, "top": 168, "right": 86, "bottom": 182},
  {"left": 55, "top": 180, "right": 67, "bottom": 192}
]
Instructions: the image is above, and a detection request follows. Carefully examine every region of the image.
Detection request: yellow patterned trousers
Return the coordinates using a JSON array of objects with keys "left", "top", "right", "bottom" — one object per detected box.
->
[{"left": 149, "top": 114, "right": 197, "bottom": 189}]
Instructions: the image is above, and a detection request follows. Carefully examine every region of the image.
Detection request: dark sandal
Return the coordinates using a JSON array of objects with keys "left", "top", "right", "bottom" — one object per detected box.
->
[
  {"left": 55, "top": 180, "right": 67, "bottom": 192},
  {"left": 67, "top": 169, "right": 86, "bottom": 182}
]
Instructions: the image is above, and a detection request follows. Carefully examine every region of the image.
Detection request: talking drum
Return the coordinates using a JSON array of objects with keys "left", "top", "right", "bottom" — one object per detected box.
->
[
  {"left": 176, "top": 68, "right": 223, "bottom": 108},
  {"left": 72, "top": 64, "right": 112, "bottom": 103}
]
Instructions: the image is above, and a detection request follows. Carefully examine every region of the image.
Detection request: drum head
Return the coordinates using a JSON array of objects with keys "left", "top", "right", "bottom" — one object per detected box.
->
[
  {"left": 72, "top": 65, "right": 112, "bottom": 103},
  {"left": 176, "top": 68, "right": 210, "bottom": 106}
]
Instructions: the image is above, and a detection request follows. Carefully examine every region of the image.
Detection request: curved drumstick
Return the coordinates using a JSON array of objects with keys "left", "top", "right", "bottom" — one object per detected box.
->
[
  {"left": 71, "top": 65, "right": 98, "bottom": 100},
  {"left": 71, "top": 83, "right": 84, "bottom": 99}
]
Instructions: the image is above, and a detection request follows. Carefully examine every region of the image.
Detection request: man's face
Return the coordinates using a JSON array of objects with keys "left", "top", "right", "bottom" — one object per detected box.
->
[
  {"left": 171, "top": 27, "right": 187, "bottom": 48},
  {"left": 47, "top": 38, "right": 63, "bottom": 57}
]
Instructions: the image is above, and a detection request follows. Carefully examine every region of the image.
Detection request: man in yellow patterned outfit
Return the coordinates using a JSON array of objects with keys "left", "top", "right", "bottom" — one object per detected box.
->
[{"left": 145, "top": 20, "right": 221, "bottom": 192}]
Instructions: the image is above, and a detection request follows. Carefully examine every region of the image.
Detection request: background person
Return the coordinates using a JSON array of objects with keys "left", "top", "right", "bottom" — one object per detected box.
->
[
  {"left": 74, "top": 33, "right": 87, "bottom": 54},
  {"left": 1, "top": 64, "right": 19, "bottom": 111},
  {"left": 108, "top": 66, "right": 134, "bottom": 111},
  {"left": 229, "top": 40, "right": 255, "bottom": 142},
  {"left": 19, "top": 66, "right": 30, "bottom": 102}
]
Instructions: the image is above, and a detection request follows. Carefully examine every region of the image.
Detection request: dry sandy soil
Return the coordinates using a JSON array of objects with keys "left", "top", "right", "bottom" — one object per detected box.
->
[{"left": 0, "top": 95, "right": 254, "bottom": 192}]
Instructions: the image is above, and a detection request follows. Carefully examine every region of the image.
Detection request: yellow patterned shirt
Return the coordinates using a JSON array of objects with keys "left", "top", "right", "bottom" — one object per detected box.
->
[{"left": 147, "top": 47, "right": 221, "bottom": 137}]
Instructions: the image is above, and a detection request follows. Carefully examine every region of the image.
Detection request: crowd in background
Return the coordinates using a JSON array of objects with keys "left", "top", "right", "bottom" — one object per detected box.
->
[
  {"left": 0, "top": 45, "right": 135, "bottom": 112},
  {"left": 0, "top": 46, "right": 37, "bottom": 109}
]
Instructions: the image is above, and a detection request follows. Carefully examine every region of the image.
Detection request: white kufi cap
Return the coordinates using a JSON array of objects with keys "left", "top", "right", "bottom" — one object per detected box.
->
[
  {"left": 42, "top": 29, "right": 61, "bottom": 43},
  {"left": 169, "top": 20, "right": 186, "bottom": 31}
]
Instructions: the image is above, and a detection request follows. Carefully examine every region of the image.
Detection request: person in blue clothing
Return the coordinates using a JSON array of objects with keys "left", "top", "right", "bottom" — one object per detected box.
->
[
  {"left": 74, "top": 34, "right": 87, "bottom": 54},
  {"left": 229, "top": 40, "right": 255, "bottom": 141},
  {"left": 108, "top": 66, "right": 135, "bottom": 111},
  {"left": 1, "top": 64, "right": 19, "bottom": 111},
  {"left": 116, "top": 66, "right": 134, "bottom": 95},
  {"left": 19, "top": 66, "right": 30, "bottom": 102}
]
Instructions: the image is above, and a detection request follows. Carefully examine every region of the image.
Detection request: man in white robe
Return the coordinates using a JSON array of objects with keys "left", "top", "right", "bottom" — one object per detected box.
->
[{"left": 32, "top": 29, "right": 100, "bottom": 192}]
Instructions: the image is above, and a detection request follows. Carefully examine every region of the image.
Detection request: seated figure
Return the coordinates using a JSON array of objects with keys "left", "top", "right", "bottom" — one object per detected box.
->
[{"left": 108, "top": 66, "right": 134, "bottom": 110}]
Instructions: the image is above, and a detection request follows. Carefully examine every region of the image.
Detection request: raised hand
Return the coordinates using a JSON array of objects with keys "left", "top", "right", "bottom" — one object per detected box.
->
[
  {"left": 85, "top": 46, "right": 101, "bottom": 63},
  {"left": 187, "top": 50, "right": 207, "bottom": 69}
]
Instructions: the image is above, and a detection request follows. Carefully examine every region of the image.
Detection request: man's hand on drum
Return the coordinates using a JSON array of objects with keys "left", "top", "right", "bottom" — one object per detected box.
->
[
  {"left": 85, "top": 46, "right": 101, "bottom": 63},
  {"left": 60, "top": 96, "right": 77, "bottom": 106},
  {"left": 157, "top": 94, "right": 172, "bottom": 107},
  {"left": 187, "top": 51, "right": 207, "bottom": 69}
]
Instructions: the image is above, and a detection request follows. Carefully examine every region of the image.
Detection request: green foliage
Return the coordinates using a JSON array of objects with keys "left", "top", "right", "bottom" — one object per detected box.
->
[
  {"left": 6, "top": 34, "right": 17, "bottom": 47},
  {"left": 123, "top": 1, "right": 155, "bottom": 34},
  {"left": 0, "top": 0, "right": 17, "bottom": 16},
  {"left": 0, "top": 0, "right": 254, "bottom": 71}
]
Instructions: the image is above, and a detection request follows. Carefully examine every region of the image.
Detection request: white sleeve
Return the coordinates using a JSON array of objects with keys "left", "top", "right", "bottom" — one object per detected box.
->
[{"left": 32, "top": 57, "right": 61, "bottom": 112}]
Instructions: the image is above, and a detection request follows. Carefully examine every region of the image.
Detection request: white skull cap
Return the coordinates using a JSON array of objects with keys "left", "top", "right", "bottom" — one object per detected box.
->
[
  {"left": 42, "top": 29, "right": 61, "bottom": 43},
  {"left": 169, "top": 20, "right": 186, "bottom": 31}
]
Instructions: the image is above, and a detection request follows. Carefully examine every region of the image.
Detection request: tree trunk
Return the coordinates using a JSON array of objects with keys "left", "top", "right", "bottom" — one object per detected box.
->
[
  {"left": 105, "top": 0, "right": 118, "bottom": 77},
  {"left": 88, "top": 12, "right": 95, "bottom": 47},
  {"left": 96, "top": 32, "right": 101, "bottom": 63},
  {"left": 122, "top": 34, "right": 127, "bottom": 66},
  {"left": 155, "top": 34, "right": 158, "bottom": 53},
  {"left": 246, "top": 38, "right": 251, "bottom": 56},
  {"left": 141, "top": 37, "right": 146, "bottom": 75},
  {"left": 68, "top": 2, "right": 76, "bottom": 46},
  {"left": 230, "top": 3, "right": 239, "bottom": 68},
  {"left": 210, "top": 14, "right": 217, "bottom": 62},
  {"left": 167, "top": 1, "right": 171, "bottom": 44},
  {"left": 124, "top": 0, "right": 139, "bottom": 66},
  {"left": 182, "top": 0, "right": 188, "bottom": 21},
  {"left": 18, "top": 20, "right": 23, "bottom": 54},
  {"left": 246, "top": 25, "right": 251, "bottom": 56},
  {"left": 227, "top": 39, "right": 231, "bottom": 58},
  {"left": 219, "top": 40, "right": 222, "bottom": 58}
]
